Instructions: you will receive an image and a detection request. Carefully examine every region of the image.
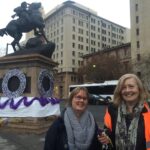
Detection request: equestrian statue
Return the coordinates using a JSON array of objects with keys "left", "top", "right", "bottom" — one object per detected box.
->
[{"left": 0, "top": 1, "right": 49, "bottom": 52}]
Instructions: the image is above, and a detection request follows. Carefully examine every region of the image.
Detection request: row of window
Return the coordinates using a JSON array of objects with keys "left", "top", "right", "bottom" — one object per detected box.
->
[
  {"left": 72, "top": 17, "right": 124, "bottom": 34},
  {"left": 59, "top": 74, "right": 82, "bottom": 83},
  {"left": 72, "top": 26, "right": 124, "bottom": 39},
  {"left": 72, "top": 35, "right": 122, "bottom": 45},
  {"left": 58, "top": 58, "right": 83, "bottom": 68},
  {"left": 52, "top": 51, "right": 84, "bottom": 59},
  {"left": 135, "top": 3, "right": 140, "bottom": 62},
  {"left": 134, "top": 3, "right": 144, "bottom": 66}
]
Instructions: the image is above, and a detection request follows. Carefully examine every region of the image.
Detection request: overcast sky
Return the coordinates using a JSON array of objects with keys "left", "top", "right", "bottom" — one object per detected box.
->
[{"left": 0, "top": 0, "right": 130, "bottom": 52}]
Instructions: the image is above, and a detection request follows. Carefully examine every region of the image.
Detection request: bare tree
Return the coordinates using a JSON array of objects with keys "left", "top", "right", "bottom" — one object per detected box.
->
[{"left": 78, "top": 55, "right": 131, "bottom": 82}]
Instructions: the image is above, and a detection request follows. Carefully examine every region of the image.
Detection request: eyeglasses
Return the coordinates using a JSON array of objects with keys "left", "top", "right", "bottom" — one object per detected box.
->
[{"left": 74, "top": 96, "right": 87, "bottom": 101}]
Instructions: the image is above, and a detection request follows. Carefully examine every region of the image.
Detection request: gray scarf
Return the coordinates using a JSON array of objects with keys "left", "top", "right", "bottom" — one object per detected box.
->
[
  {"left": 115, "top": 101, "right": 144, "bottom": 150},
  {"left": 64, "top": 107, "right": 95, "bottom": 150}
]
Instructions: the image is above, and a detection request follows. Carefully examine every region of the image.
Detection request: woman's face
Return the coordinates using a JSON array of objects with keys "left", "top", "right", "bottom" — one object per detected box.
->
[
  {"left": 121, "top": 78, "right": 140, "bottom": 103},
  {"left": 72, "top": 90, "right": 88, "bottom": 114}
]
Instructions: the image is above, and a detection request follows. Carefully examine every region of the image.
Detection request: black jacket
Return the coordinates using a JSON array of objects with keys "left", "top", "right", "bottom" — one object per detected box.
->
[
  {"left": 44, "top": 113, "right": 102, "bottom": 150},
  {"left": 105, "top": 103, "right": 147, "bottom": 150}
]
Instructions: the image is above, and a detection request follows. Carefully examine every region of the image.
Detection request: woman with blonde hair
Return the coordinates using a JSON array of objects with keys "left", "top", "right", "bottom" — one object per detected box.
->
[{"left": 98, "top": 73, "right": 150, "bottom": 150}]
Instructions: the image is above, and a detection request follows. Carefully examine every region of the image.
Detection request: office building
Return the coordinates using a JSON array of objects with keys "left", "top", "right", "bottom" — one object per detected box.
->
[
  {"left": 130, "top": 0, "right": 150, "bottom": 88},
  {"left": 44, "top": 1, "right": 130, "bottom": 98}
]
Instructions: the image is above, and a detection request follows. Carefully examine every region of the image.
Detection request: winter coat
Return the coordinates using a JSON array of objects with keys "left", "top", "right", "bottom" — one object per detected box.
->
[
  {"left": 44, "top": 113, "right": 102, "bottom": 150},
  {"left": 104, "top": 103, "right": 150, "bottom": 150}
]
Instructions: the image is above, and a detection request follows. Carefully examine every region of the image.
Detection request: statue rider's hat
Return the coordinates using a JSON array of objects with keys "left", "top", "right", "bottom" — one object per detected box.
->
[{"left": 21, "top": 1, "right": 30, "bottom": 8}]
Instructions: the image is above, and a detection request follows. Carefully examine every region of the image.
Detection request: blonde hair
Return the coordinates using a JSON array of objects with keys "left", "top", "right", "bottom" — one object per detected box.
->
[
  {"left": 113, "top": 73, "right": 149, "bottom": 106},
  {"left": 67, "top": 87, "right": 89, "bottom": 106}
]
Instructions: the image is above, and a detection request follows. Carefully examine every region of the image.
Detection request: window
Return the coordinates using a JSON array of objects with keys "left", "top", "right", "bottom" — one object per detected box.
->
[
  {"left": 61, "top": 35, "right": 63, "bottom": 41},
  {"left": 135, "top": 4, "right": 138, "bottom": 11},
  {"left": 78, "top": 36, "right": 83, "bottom": 42},
  {"left": 61, "top": 19, "right": 63, "bottom": 24},
  {"left": 61, "top": 51, "right": 63, "bottom": 57},
  {"left": 72, "top": 34, "right": 75, "bottom": 40},
  {"left": 137, "top": 41, "right": 140, "bottom": 48},
  {"left": 60, "top": 60, "right": 63, "bottom": 65},
  {"left": 78, "top": 28, "right": 83, "bottom": 34},
  {"left": 91, "top": 32, "right": 95, "bottom": 38},
  {"left": 86, "top": 46, "right": 89, "bottom": 51},
  {"left": 136, "top": 16, "right": 139, "bottom": 24},
  {"left": 102, "top": 36, "right": 106, "bottom": 41},
  {"left": 72, "top": 59, "right": 75, "bottom": 65},
  {"left": 61, "top": 43, "right": 63, "bottom": 49},
  {"left": 73, "top": 18, "right": 75, "bottom": 24},
  {"left": 72, "top": 51, "right": 75, "bottom": 56},
  {"left": 102, "top": 29, "right": 106, "bottom": 34},
  {"left": 137, "top": 54, "right": 141, "bottom": 61},
  {"left": 91, "top": 25, "right": 95, "bottom": 31},
  {"left": 72, "top": 43, "right": 75, "bottom": 48},
  {"left": 73, "top": 10, "right": 76, "bottom": 15},
  {"left": 86, "top": 38, "right": 89, "bottom": 43},
  {"left": 61, "top": 27, "right": 63, "bottom": 33},
  {"left": 72, "top": 26, "right": 75, "bottom": 32},
  {"left": 86, "top": 23, "right": 89, "bottom": 28},
  {"left": 78, "top": 20, "right": 83, "bottom": 26},
  {"left": 91, "top": 18, "right": 95, "bottom": 23},
  {"left": 86, "top": 31, "right": 89, "bottom": 36},
  {"left": 136, "top": 28, "right": 139, "bottom": 36},
  {"left": 102, "top": 22, "right": 106, "bottom": 28}
]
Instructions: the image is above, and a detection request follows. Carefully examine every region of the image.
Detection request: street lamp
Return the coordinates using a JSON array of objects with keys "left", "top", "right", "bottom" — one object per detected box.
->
[{"left": 93, "top": 64, "right": 96, "bottom": 68}]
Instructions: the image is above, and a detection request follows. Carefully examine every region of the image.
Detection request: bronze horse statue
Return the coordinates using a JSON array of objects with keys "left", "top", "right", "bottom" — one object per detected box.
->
[{"left": 0, "top": 2, "right": 48, "bottom": 52}]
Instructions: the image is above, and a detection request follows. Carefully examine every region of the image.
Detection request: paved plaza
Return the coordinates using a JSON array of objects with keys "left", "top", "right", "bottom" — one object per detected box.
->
[{"left": 0, "top": 130, "right": 45, "bottom": 150}]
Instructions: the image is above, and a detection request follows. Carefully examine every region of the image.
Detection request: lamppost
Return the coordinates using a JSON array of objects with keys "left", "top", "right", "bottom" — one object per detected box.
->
[{"left": 93, "top": 64, "right": 96, "bottom": 68}]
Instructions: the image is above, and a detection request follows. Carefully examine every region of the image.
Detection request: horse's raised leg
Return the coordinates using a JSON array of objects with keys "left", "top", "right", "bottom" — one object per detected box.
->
[
  {"left": 11, "top": 40, "right": 17, "bottom": 52},
  {"left": 11, "top": 33, "right": 22, "bottom": 52},
  {"left": 17, "top": 42, "right": 22, "bottom": 50}
]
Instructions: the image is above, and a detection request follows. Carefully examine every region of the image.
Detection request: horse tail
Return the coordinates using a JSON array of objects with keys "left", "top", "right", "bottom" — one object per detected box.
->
[{"left": 0, "top": 28, "right": 8, "bottom": 37}]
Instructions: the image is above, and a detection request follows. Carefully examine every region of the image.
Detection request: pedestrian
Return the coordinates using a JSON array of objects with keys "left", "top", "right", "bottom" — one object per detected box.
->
[
  {"left": 44, "top": 86, "right": 102, "bottom": 150},
  {"left": 98, "top": 73, "right": 150, "bottom": 150}
]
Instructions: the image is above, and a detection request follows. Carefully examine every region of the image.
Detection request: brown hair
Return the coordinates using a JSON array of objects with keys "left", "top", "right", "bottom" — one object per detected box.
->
[
  {"left": 67, "top": 86, "right": 89, "bottom": 106},
  {"left": 113, "top": 73, "right": 149, "bottom": 106}
]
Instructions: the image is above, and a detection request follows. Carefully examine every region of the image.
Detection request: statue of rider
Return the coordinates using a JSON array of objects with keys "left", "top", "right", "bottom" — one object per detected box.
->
[{"left": 12, "top": 1, "right": 31, "bottom": 25}]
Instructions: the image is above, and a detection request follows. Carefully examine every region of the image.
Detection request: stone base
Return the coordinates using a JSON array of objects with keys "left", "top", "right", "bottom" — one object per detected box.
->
[{"left": 0, "top": 116, "right": 57, "bottom": 134}]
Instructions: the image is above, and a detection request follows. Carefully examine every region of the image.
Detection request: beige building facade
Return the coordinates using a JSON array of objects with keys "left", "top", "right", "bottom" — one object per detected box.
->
[
  {"left": 130, "top": 0, "right": 150, "bottom": 88},
  {"left": 43, "top": 1, "right": 130, "bottom": 98}
]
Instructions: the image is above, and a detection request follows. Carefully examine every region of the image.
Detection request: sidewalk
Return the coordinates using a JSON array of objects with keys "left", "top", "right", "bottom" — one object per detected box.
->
[{"left": 0, "top": 130, "right": 46, "bottom": 150}]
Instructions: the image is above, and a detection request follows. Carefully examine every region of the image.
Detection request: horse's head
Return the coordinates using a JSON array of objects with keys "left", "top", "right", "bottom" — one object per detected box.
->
[{"left": 29, "top": 2, "right": 41, "bottom": 11}]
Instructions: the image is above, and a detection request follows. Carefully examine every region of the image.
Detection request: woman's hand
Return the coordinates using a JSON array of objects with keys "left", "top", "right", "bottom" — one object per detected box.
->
[{"left": 98, "top": 133, "right": 111, "bottom": 145}]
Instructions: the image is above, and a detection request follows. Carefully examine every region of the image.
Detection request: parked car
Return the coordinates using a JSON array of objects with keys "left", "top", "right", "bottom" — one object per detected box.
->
[{"left": 89, "top": 94, "right": 110, "bottom": 105}]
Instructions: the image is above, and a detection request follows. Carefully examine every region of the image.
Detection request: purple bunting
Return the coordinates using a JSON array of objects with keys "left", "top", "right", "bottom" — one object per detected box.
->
[{"left": 0, "top": 97, "right": 60, "bottom": 110}]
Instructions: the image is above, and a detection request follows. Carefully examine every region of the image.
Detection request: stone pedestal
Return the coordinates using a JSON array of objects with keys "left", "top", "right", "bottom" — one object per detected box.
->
[
  {"left": 0, "top": 54, "right": 59, "bottom": 134},
  {"left": 0, "top": 54, "right": 57, "bottom": 97}
]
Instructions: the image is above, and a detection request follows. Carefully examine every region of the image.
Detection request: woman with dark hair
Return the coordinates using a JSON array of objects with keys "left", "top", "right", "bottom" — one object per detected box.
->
[
  {"left": 44, "top": 87, "right": 102, "bottom": 150},
  {"left": 98, "top": 73, "right": 150, "bottom": 150}
]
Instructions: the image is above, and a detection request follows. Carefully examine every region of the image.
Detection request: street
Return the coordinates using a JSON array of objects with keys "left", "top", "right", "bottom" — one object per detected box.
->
[{"left": 0, "top": 101, "right": 107, "bottom": 150}]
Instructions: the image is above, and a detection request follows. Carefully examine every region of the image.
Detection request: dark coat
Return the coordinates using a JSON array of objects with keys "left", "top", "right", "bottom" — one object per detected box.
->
[
  {"left": 44, "top": 114, "right": 102, "bottom": 150},
  {"left": 105, "top": 103, "right": 147, "bottom": 150}
]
